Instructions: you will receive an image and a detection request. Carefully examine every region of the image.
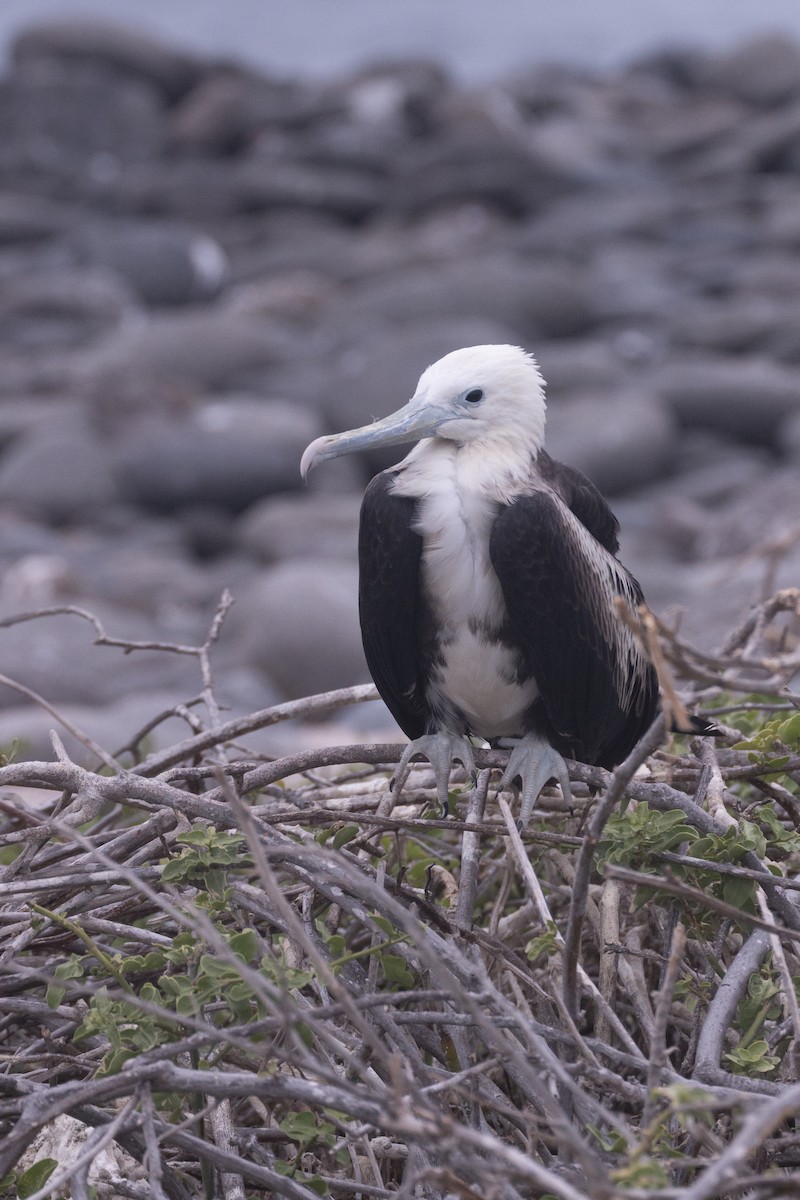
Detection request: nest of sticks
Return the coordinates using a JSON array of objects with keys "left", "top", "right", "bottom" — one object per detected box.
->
[{"left": 1, "top": 589, "right": 800, "bottom": 1200}]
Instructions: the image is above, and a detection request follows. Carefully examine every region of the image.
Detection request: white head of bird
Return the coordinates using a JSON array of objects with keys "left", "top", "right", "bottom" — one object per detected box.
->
[{"left": 300, "top": 344, "right": 547, "bottom": 483}]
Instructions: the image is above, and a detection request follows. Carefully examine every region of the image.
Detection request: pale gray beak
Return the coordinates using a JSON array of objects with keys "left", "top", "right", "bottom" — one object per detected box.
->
[{"left": 300, "top": 398, "right": 449, "bottom": 480}]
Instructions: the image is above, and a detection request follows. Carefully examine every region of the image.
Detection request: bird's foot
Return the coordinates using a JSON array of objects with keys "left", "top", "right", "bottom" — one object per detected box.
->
[
  {"left": 391, "top": 732, "right": 478, "bottom": 816},
  {"left": 497, "top": 734, "right": 572, "bottom": 829}
]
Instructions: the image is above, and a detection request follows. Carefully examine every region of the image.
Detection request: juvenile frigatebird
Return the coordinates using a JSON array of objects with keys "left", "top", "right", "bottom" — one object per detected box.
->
[{"left": 301, "top": 344, "right": 662, "bottom": 824}]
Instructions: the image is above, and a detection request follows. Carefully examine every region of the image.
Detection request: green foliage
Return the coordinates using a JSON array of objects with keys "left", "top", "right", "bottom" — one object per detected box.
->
[
  {"left": 525, "top": 921, "right": 559, "bottom": 965},
  {"left": 162, "top": 825, "right": 249, "bottom": 898},
  {"left": 330, "top": 823, "right": 359, "bottom": 850},
  {"left": 16, "top": 1159, "right": 58, "bottom": 1198},
  {"left": 75, "top": 985, "right": 172, "bottom": 1074},
  {"left": 269, "top": 1110, "right": 343, "bottom": 1195},
  {"left": 717, "top": 964, "right": 784, "bottom": 1079},
  {"left": 272, "top": 1160, "right": 329, "bottom": 1195},
  {"left": 45, "top": 954, "right": 86, "bottom": 1008},
  {"left": 758, "top": 805, "right": 800, "bottom": 855},
  {"left": 611, "top": 1155, "right": 670, "bottom": 1189},
  {"left": 656, "top": 1083, "right": 716, "bottom": 1130},
  {"left": 315, "top": 913, "right": 415, "bottom": 988},
  {"left": 56, "top": 921, "right": 319, "bottom": 1076},
  {"left": 598, "top": 802, "right": 781, "bottom": 916},
  {"left": 279, "top": 1110, "right": 337, "bottom": 1153},
  {"left": 729, "top": 702, "right": 800, "bottom": 787},
  {"left": 724, "top": 1039, "right": 780, "bottom": 1076},
  {"left": 0, "top": 738, "right": 21, "bottom": 767},
  {"left": 598, "top": 803, "right": 697, "bottom": 868},
  {"left": 734, "top": 710, "right": 800, "bottom": 758}
]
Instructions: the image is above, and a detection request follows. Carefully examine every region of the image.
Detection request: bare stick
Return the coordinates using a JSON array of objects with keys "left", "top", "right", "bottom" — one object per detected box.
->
[
  {"left": 640, "top": 921, "right": 686, "bottom": 1135},
  {"left": 562, "top": 714, "right": 667, "bottom": 1020}
]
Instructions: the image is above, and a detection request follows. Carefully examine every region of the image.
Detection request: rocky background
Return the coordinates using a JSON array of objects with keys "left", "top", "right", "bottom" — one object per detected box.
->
[{"left": 1, "top": 19, "right": 799, "bottom": 763}]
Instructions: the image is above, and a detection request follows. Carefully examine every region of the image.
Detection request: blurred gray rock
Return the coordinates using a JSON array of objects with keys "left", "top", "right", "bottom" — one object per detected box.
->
[
  {"left": 0, "top": 601, "right": 200, "bottom": 710},
  {"left": 0, "top": 693, "right": 192, "bottom": 766},
  {"left": 546, "top": 391, "right": 677, "bottom": 495},
  {"left": 650, "top": 356, "right": 800, "bottom": 443},
  {"left": 0, "top": 61, "right": 165, "bottom": 180},
  {"left": 108, "top": 155, "right": 381, "bottom": 222},
  {"left": 0, "top": 267, "right": 137, "bottom": 352},
  {"left": 0, "top": 193, "right": 76, "bottom": 244},
  {"left": 93, "top": 310, "right": 295, "bottom": 399},
  {"left": 0, "top": 419, "right": 117, "bottom": 523},
  {"left": 587, "top": 242, "right": 677, "bottom": 323},
  {"left": 781, "top": 409, "right": 800, "bottom": 459},
  {"left": 703, "top": 35, "right": 800, "bottom": 109},
  {"left": 228, "top": 559, "right": 367, "bottom": 698},
  {"left": 71, "top": 220, "right": 229, "bottom": 306},
  {"left": 113, "top": 398, "right": 320, "bottom": 512},
  {"left": 0, "top": 397, "right": 87, "bottom": 453},
  {"left": 11, "top": 19, "right": 203, "bottom": 102},
  {"left": 343, "top": 254, "right": 595, "bottom": 340},
  {"left": 169, "top": 66, "right": 335, "bottom": 153},
  {"left": 237, "top": 492, "right": 361, "bottom": 563},
  {"left": 389, "top": 102, "right": 580, "bottom": 217},
  {"left": 519, "top": 185, "right": 677, "bottom": 257},
  {"left": 668, "top": 295, "right": 781, "bottom": 353},
  {"left": 535, "top": 339, "right": 628, "bottom": 398}
]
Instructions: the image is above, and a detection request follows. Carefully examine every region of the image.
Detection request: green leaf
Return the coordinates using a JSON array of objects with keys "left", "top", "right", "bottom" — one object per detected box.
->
[
  {"left": 45, "top": 956, "right": 85, "bottom": 1009},
  {"left": 119, "top": 950, "right": 167, "bottom": 975},
  {"left": 161, "top": 857, "right": 190, "bottom": 882},
  {"left": 228, "top": 929, "right": 259, "bottom": 962},
  {"left": 331, "top": 824, "right": 359, "bottom": 849},
  {"left": 725, "top": 1038, "right": 780, "bottom": 1075},
  {"left": 17, "top": 1158, "right": 58, "bottom": 1198},
  {"left": 280, "top": 1109, "right": 320, "bottom": 1150},
  {"left": 777, "top": 712, "right": 800, "bottom": 744},
  {"left": 721, "top": 875, "right": 756, "bottom": 911},
  {"left": 525, "top": 921, "right": 559, "bottom": 964},
  {"left": 381, "top": 954, "right": 414, "bottom": 987},
  {"left": 404, "top": 856, "right": 437, "bottom": 887}
]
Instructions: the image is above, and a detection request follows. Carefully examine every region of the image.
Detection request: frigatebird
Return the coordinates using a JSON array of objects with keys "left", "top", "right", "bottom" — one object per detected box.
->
[{"left": 301, "top": 344, "right": 662, "bottom": 824}]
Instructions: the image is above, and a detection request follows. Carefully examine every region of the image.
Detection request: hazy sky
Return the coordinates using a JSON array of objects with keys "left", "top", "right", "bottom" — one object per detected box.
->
[{"left": 1, "top": 0, "right": 799, "bottom": 79}]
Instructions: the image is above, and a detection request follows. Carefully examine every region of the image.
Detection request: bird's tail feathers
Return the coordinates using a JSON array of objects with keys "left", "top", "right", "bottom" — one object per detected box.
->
[{"left": 671, "top": 711, "right": 723, "bottom": 737}]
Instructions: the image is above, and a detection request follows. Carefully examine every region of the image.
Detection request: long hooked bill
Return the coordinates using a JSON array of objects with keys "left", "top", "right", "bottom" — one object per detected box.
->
[{"left": 300, "top": 398, "right": 450, "bottom": 480}]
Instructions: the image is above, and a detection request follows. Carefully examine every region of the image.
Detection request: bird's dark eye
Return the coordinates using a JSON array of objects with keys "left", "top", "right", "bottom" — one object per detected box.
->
[{"left": 464, "top": 388, "right": 484, "bottom": 404}]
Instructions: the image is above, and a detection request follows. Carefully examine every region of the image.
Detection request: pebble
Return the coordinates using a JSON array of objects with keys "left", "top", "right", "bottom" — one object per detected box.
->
[
  {"left": 11, "top": 18, "right": 204, "bottom": 102},
  {"left": 0, "top": 418, "right": 118, "bottom": 523},
  {"left": 227, "top": 560, "right": 367, "bottom": 698},
  {"left": 649, "top": 356, "right": 800, "bottom": 444},
  {"left": 236, "top": 492, "right": 361, "bottom": 563},
  {"left": 71, "top": 219, "right": 229, "bottom": 306},
  {"left": 113, "top": 398, "right": 320, "bottom": 512},
  {"left": 546, "top": 391, "right": 677, "bottom": 495}
]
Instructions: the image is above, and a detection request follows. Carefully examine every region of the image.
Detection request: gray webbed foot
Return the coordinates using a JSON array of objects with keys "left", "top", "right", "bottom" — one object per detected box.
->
[
  {"left": 498, "top": 734, "right": 572, "bottom": 829},
  {"left": 391, "top": 732, "right": 478, "bottom": 816}
]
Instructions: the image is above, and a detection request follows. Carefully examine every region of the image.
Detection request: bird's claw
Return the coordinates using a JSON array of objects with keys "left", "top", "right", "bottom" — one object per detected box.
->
[
  {"left": 392, "top": 733, "right": 478, "bottom": 816},
  {"left": 498, "top": 735, "right": 572, "bottom": 829}
]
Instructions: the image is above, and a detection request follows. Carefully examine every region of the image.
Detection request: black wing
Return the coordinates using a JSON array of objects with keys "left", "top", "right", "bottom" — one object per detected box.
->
[
  {"left": 358, "top": 471, "right": 427, "bottom": 740},
  {"left": 538, "top": 450, "right": 620, "bottom": 553},
  {"left": 489, "top": 491, "right": 658, "bottom": 767}
]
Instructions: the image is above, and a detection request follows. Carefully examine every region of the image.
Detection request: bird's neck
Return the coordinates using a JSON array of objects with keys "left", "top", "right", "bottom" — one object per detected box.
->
[{"left": 394, "top": 434, "right": 541, "bottom": 502}]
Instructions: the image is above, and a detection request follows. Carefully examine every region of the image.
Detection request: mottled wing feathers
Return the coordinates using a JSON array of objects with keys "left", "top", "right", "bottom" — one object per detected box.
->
[
  {"left": 358, "top": 472, "right": 426, "bottom": 739},
  {"left": 538, "top": 451, "right": 620, "bottom": 554},
  {"left": 489, "top": 491, "right": 658, "bottom": 766}
]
